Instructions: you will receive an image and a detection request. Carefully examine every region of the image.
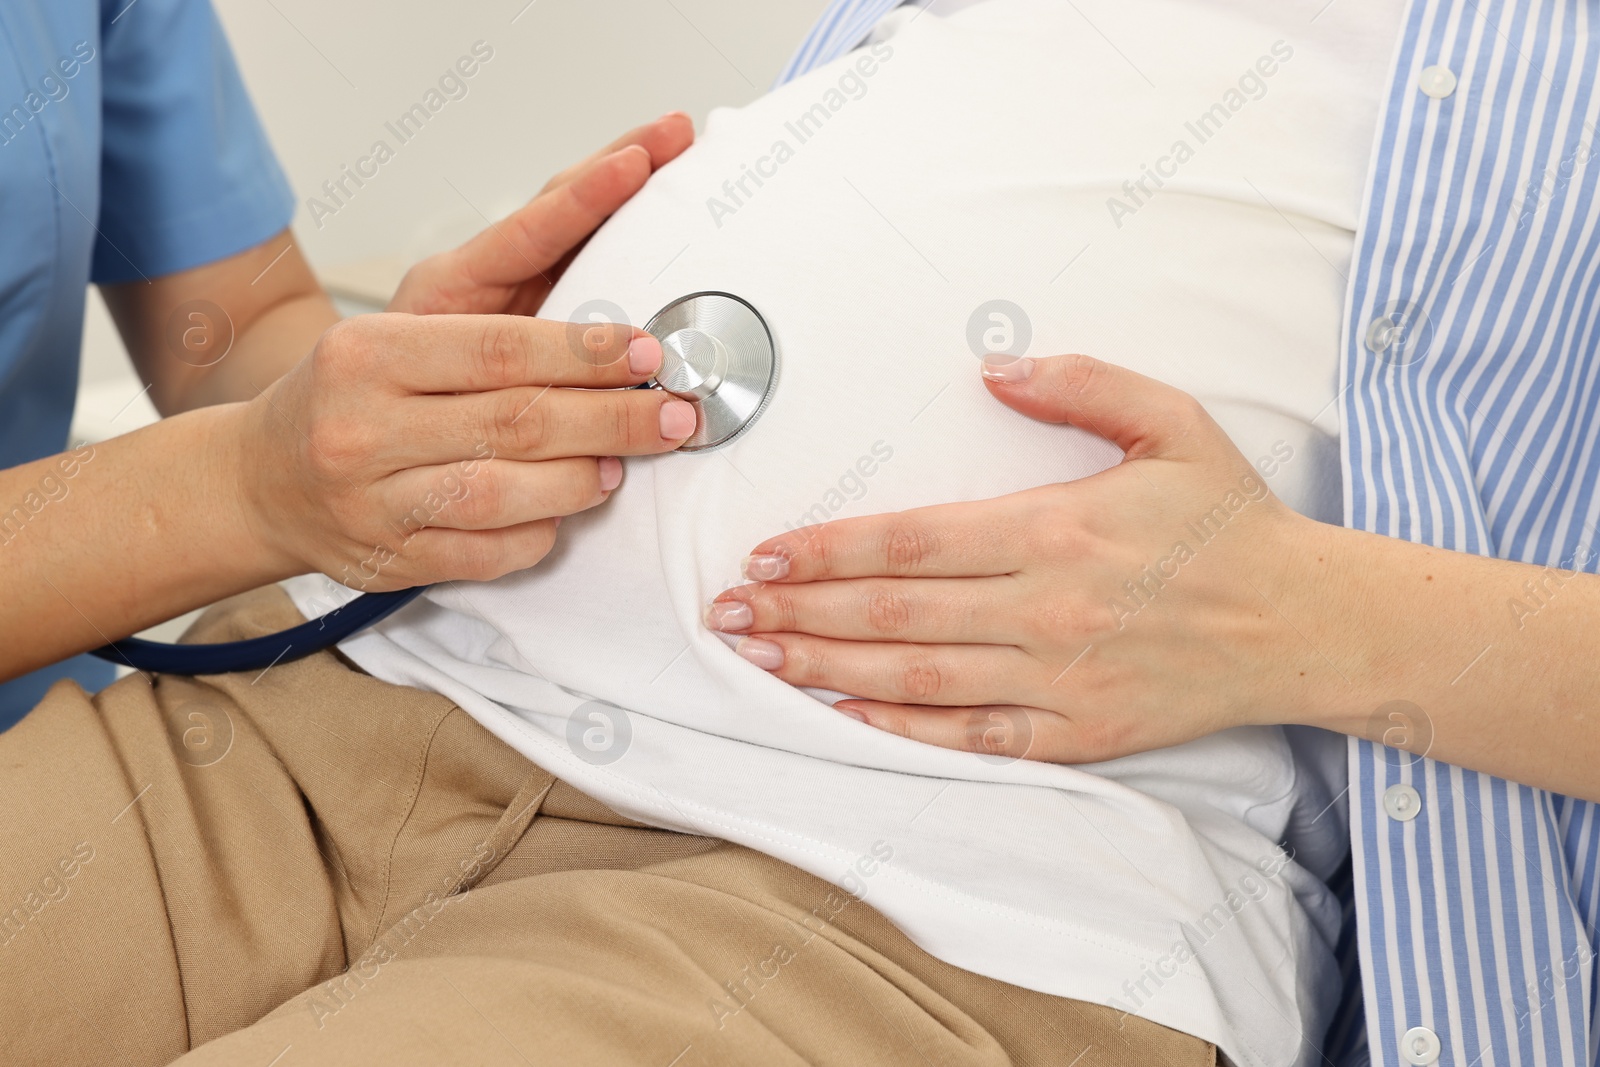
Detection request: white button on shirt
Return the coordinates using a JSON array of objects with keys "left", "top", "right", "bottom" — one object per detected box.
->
[
  {"left": 1402, "top": 1026, "right": 1442, "bottom": 1065},
  {"left": 1418, "top": 64, "right": 1457, "bottom": 98},
  {"left": 1383, "top": 783, "right": 1421, "bottom": 821}
]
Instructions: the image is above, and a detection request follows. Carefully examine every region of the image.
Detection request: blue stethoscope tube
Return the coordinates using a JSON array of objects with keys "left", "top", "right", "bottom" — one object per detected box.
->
[{"left": 90, "top": 587, "right": 428, "bottom": 675}]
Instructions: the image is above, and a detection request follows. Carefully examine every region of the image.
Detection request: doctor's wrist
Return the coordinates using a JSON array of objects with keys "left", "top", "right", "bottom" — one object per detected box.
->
[{"left": 210, "top": 398, "right": 307, "bottom": 586}]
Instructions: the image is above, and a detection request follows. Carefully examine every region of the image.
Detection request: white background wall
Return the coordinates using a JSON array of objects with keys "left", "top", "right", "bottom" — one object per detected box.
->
[{"left": 75, "top": 0, "right": 829, "bottom": 442}]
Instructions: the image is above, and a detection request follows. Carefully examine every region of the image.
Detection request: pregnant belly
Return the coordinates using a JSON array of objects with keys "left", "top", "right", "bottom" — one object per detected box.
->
[
  {"left": 422, "top": 0, "right": 1363, "bottom": 786},
  {"left": 309, "top": 4, "right": 1359, "bottom": 1062},
  {"left": 507, "top": 0, "right": 1349, "bottom": 681}
]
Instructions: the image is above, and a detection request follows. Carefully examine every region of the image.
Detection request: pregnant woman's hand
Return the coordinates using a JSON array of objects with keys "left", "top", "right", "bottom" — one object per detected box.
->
[
  {"left": 235, "top": 114, "right": 701, "bottom": 591},
  {"left": 704, "top": 354, "right": 1350, "bottom": 763}
]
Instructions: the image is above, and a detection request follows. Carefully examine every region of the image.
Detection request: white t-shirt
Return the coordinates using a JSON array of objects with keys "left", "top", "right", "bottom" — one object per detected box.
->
[{"left": 289, "top": 2, "right": 1406, "bottom": 1063}]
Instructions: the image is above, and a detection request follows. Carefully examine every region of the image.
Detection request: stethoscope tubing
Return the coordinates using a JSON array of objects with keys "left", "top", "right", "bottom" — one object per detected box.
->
[{"left": 90, "top": 587, "right": 428, "bottom": 675}]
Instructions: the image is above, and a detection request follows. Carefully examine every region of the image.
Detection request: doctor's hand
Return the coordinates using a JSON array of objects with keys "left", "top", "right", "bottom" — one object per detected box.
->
[
  {"left": 704, "top": 354, "right": 1350, "bottom": 764},
  {"left": 231, "top": 114, "right": 701, "bottom": 592},
  {"left": 238, "top": 313, "right": 696, "bottom": 592},
  {"left": 387, "top": 112, "right": 693, "bottom": 317}
]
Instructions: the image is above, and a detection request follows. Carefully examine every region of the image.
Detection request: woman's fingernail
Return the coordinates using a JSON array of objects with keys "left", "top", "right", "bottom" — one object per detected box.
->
[
  {"left": 835, "top": 703, "right": 870, "bottom": 724},
  {"left": 660, "top": 399, "right": 697, "bottom": 440},
  {"left": 735, "top": 637, "right": 784, "bottom": 670},
  {"left": 742, "top": 554, "right": 789, "bottom": 581},
  {"left": 704, "top": 600, "right": 753, "bottom": 632},
  {"left": 981, "top": 354, "right": 1035, "bottom": 383},
  {"left": 598, "top": 456, "right": 623, "bottom": 492},
  {"left": 629, "top": 335, "right": 662, "bottom": 376}
]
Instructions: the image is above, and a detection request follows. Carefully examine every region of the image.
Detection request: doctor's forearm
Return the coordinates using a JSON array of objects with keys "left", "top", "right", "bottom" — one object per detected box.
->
[
  {"left": 102, "top": 230, "right": 338, "bottom": 416},
  {"left": 167, "top": 291, "right": 340, "bottom": 412},
  {"left": 1296, "top": 523, "right": 1600, "bottom": 802},
  {"left": 0, "top": 403, "right": 281, "bottom": 682}
]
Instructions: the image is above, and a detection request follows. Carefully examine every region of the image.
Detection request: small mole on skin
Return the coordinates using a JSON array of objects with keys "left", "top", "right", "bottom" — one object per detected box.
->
[{"left": 1426, "top": 575, "right": 1433, "bottom": 581}]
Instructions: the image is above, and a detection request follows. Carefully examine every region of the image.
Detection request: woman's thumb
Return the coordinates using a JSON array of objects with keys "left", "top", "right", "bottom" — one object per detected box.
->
[{"left": 979, "top": 353, "right": 1212, "bottom": 461}]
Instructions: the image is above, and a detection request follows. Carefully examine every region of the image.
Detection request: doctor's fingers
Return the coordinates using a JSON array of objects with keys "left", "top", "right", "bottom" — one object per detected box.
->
[
  {"left": 323, "top": 314, "right": 661, "bottom": 394},
  {"left": 393, "top": 519, "right": 563, "bottom": 586},
  {"left": 539, "top": 112, "right": 693, "bottom": 196},
  {"left": 438, "top": 113, "right": 693, "bottom": 298},
  {"left": 453, "top": 140, "right": 659, "bottom": 293},
  {"left": 379, "top": 456, "right": 616, "bottom": 532},
  {"left": 707, "top": 576, "right": 1028, "bottom": 644},
  {"left": 734, "top": 633, "right": 1038, "bottom": 710},
  {"left": 397, "top": 386, "right": 695, "bottom": 465}
]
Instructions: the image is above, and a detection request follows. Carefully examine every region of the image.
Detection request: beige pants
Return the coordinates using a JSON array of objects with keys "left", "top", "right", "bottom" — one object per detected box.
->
[{"left": 0, "top": 587, "right": 1214, "bottom": 1066}]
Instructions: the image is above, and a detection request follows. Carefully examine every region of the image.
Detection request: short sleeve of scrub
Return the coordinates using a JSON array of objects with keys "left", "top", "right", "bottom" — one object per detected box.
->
[
  {"left": 92, "top": 0, "right": 296, "bottom": 282},
  {"left": 0, "top": 0, "right": 296, "bottom": 726}
]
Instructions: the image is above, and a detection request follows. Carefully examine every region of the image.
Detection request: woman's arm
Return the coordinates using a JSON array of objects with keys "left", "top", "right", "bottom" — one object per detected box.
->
[
  {"left": 704, "top": 352, "right": 1600, "bottom": 804},
  {"left": 100, "top": 231, "right": 339, "bottom": 415},
  {"left": 1, "top": 114, "right": 697, "bottom": 683},
  {"left": 0, "top": 402, "right": 281, "bottom": 676},
  {"left": 101, "top": 110, "right": 696, "bottom": 417},
  {"left": 1296, "top": 521, "right": 1600, "bottom": 803}
]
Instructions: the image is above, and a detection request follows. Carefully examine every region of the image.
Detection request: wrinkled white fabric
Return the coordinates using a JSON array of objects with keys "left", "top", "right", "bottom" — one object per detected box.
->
[{"left": 288, "top": 2, "right": 1406, "bottom": 1063}]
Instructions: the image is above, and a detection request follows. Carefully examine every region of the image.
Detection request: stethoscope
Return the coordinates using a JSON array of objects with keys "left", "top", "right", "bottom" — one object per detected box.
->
[{"left": 90, "top": 292, "right": 778, "bottom": 676}]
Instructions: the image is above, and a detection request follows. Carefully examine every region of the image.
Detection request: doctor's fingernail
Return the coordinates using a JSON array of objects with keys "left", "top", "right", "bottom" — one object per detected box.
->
[
  {"left": 628, "top": 335, "right": 662, "bottom": 376},
  {"left": 598, "top": 456, "right": 623, "bottom": 492},
  {"left": 742, "top": 554, "right": 789, "bottom": 581},
  {"left": 981, "top": 353, "right": 1035, "bottom": 383},
  {"left": 704, "top": 600, "right": 753, "bottom": 632},
  {"left": 660, "top": 399, "right": 697, "bottom": 440},
  {"left": 735, "top": 637, "right": 784, "bottom": 670}
]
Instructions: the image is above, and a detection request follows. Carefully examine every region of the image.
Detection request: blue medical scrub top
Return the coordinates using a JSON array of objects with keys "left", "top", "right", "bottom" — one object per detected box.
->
[{"left": 0, "top": 0, "right": 294, "bottom": 728}]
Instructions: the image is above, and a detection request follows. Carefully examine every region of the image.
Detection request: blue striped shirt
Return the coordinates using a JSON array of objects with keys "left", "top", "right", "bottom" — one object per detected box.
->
[{"left": 780, "top": 2, "right": 1600, "bottom": 1064}]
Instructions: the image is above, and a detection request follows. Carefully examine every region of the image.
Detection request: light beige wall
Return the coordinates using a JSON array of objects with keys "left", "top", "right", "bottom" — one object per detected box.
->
[{"left": 219, "top": 0, "right": 828, "bottom": 272}]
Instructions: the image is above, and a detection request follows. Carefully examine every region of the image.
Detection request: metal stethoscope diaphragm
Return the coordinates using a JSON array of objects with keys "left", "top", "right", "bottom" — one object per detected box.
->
[{"left": 642, "top": 291, "right": 778, "bottom": 451}]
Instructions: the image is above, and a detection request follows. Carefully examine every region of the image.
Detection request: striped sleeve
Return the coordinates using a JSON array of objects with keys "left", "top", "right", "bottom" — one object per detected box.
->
[{"left": 1340, "top": 0, "right": 1600, "bottom": 1063}]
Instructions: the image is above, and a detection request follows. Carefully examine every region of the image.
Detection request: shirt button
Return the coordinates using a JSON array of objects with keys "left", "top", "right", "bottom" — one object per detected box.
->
[
  {"left": 1384, "top": 783, "right": 1422, "bottom": 822},
  {"left": 1419, "top": 65, "right": 1457, "bottom": 99},
  {"left": 1402, "top": 1026, "right": 1442, "bottom": 1065}
]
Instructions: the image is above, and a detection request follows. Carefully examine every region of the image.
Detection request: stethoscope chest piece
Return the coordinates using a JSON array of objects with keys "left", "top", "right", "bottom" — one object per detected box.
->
[{"left": 644, "top": 291, "right": 777, "bottom": 451}]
